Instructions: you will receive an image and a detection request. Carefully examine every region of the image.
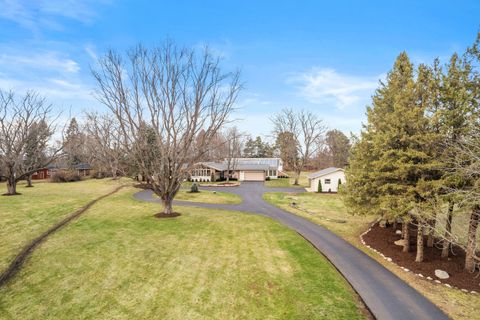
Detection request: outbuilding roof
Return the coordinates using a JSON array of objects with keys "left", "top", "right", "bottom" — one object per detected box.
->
[{"left": 307, "top": 167, "right": 344, "bottom": 179}]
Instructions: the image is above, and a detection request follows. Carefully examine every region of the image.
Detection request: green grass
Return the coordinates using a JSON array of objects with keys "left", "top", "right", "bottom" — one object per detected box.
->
[
  {"left": 0, "top": 185, "right": 365, "bottom": 319},
  {"left": 263, "top": 192, "right": 375, "bottom": 241},
  {"left": 0, "top": 178, "right": 128, "bottom": 271},
  {"left": 265, "top": 171, "right": 311, "bottom": 188},
  {"left": 174, "top": 189, "right": 242, "bottom": 204},
  {"left": 264, "top": 192, "right": 480, "bottom": 320},
  {"left": 182, "top": 180, "right": 240, "bottom": 187}
]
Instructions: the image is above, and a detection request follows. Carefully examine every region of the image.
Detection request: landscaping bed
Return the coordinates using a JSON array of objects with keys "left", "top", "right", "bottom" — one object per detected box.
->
[{"left": 363, "top": 223, "right": 480, "bottom": 292}]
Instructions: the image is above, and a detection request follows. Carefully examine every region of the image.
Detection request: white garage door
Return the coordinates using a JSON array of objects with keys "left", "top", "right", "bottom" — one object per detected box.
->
[{"left": 243, "top": 171, "right": 265, "bottom": 181}]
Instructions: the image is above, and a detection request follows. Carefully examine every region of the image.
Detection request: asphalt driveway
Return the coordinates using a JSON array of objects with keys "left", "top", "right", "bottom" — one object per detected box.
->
[{"left": 134, "top": 182, "right": 448, "bottom": 320}]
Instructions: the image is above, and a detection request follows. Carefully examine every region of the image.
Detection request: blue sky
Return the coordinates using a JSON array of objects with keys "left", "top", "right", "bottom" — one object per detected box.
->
[{"left": 0, "top": 1, "right": 478, "bottom": 139}]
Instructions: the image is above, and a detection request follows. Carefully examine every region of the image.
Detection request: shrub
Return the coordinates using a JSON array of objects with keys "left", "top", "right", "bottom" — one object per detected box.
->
[
  {"left": 265, "top": 176, "right": 270, "bottom": 181},
  {"left": 50, "top": 170, "right": 81, "bottom": 183},
  {"left": 190, "top": 182, "right": 199, "bottom": 193},
  {"left": 338, "top": 178, "right": 342, "bottom": 186},
  {"left": 317, "top": 180, "right": 322, "bottom": 193}
]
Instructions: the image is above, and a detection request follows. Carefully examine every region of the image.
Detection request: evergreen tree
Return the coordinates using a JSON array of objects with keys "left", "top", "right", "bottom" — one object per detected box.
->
[
  {"left": 343, "top": 53, "right": 439, "bottom": 257},
  {"left": 275, "top": 131, "right": 298, "bottom": 170},
  {"left": 325, "top": 129, "right": 350, "bottom": 167},
  {"left": 243, "top": 136, "right": 273, "bottom": 158},
  {"left": 434, "top": 53, "right": 478, "bottom": 258},
  {"left": 64, "top": 118, "right": 87, "bottom": 167}
]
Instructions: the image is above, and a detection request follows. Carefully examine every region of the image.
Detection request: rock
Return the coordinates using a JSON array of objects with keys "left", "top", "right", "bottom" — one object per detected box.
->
[
  {"left": 435, "top": 269, "right": 450, "bottom": 279},
  {"left": 471, "top": 291, "right": 478, "bottom": 294},
  {"left": 379, "top": 220, "right": 387, "bottom": 228},
  {"left": 426, "top": 276, "right": 433, "bottom": 280},
  {"left": 445, "top": 284, "right": 451, "bottom": 288},
  {"left": 385, "top": 257, "right": 392, "bottom": 262},
  {"left": 434, "top": 280, "right": 441, "bottom": 284},
  {"left": 395, "top": 230, "right": 402, "bottom": 235},
  {"left": 404, "top": 268, "right": 410, "bottom": 272},
  {"left": 461, "top": 289, "right": 468, "bottom": 293},
  {"left": 394, "top": 239, "right": 406, "bottom": 246},
  {"left": 418, "top": 274, "right": 424, "bottom": 278}
]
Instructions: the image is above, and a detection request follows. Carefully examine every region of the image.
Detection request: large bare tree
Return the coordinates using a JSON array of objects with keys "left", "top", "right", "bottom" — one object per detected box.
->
[
  {"left": 271, "top": 108, "right": 327, "bottom": 185},
  {"left": 223, "top": 127, "right": 243, "bottom": 182},
  {"left": 0, "top": 90, "right": 61, "bottom": 195},
  {"left": 92, "top": 42, "right": 241, "bottom": 215},
  {"left": 85, "top": 112, "right": 125, "bottom": 179}
]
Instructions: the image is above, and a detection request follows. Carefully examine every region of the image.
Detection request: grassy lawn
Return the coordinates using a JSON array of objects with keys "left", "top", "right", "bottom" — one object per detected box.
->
[
  {"left": 0, "top": 178, "right": 128, "bottom": 271},
  {"left": 263, "top": 191, "right": 480, "bottom": 320},
  {"left": 182, "top": 180, "right": 240, "bottom": 187},
  {"left": 174, "top": 189, "right": 242, "bottom": 204},
  {"left": 263, "top": 192, "right": 374, "bottom": 242},
  {"left": 0, "top": 185, "right": 366, "bottom": 319},
  {"left": 265, "top": 171, "right": 312, "bottom": 188}
]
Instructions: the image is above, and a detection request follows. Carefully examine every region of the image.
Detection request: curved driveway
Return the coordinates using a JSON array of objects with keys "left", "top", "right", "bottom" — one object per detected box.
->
[{"left": 134, "top": 182, "right": 448, "bottom": 320}]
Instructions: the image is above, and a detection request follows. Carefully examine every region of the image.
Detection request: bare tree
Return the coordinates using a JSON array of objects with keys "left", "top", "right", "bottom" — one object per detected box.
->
[
  {"left": 92, "top": 42, "right": 241, "bottom": 215},
  {"left": 223, "top": 127, "right": 243, "bottom": 182},
  {"left": 445, "top": 128, "right": 480, "bottom": 272},
  {"left": 271, "top": 108, "right": 327, "bottom": 185},
  {"left": 85, "top": 112, "right": 125, "bottom": 179},
  {"left": 0, "top": 90, "right": 62, "bottom": 195}
]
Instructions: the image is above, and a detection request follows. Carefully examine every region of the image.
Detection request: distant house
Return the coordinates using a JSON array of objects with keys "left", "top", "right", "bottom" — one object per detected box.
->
[
  {"left": 306, "top": 167, "right": 345, "bottom": 193},
  {"left": 31, "top": 168, "right": 50, "bottom": 180},
  {"left": 31, "top": 163, "right": 92, "bottom": 180},
  {"left": 190, "top": 158, "right": 284, "bottom": 182}
]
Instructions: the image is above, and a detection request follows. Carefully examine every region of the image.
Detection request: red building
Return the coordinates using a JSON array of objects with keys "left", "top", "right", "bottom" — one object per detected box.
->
[{"left": 31, "top": 168, "right": 50, "bottom": 180}]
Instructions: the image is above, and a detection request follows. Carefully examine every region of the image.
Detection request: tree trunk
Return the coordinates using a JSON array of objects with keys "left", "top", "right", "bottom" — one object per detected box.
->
[
  {"left": 26, "top": 175, "right": 33, "bottom": 187},
  {"left": 442, "top": 201, "right": 454, "bottom": 258},
  {"left": 6, "top": 177, "right": 18, "bottom": 195},
  {"left": 111, "top": 167, "right": 118, "bottom": 180},
  {"left": 226, "top": 171, "right": 230, "bottom": 183},
  {"left": 427, "top": 216, "right": 436, "bottom": 248},
  {"left": 415, "top": 224, "right": 424, "bottom": 262},
  {"left": 293, "top": 170, "right": 300, "bottom": 185},
  {"left": 402, "top": 221, "right": 410, "bottom": 253},
  {"left": 465, "top": 207, "right": 479, "bottom": 272},
  {"left": 162, "top": 197, "right": 174, "bottom": 215}
]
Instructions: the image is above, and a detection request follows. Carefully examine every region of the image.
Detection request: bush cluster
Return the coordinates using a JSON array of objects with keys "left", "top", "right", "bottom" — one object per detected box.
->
[{"left": 50, "top": 170, "right": 82, "bottom": 183}]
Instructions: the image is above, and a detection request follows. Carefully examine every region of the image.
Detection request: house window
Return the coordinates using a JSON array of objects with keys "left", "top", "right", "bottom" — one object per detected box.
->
[{"left": 324, "top": 179, "right": 331, "bottom": 184}]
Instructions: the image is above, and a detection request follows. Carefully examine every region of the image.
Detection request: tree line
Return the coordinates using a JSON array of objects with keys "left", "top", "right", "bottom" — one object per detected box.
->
[
  {"left": 0, "top": 39, "right": 349, "bottom": 216},
  {"left": 343, "top": 33, "right": 480, "bottom": 272}
]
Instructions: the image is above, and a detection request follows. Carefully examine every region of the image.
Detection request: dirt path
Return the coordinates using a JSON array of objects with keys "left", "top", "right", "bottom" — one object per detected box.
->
[{"left": 0, "top": 184, "right": 126, "bottom": 288}]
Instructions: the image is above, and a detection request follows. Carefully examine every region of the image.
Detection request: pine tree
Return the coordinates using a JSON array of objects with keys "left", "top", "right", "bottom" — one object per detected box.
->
[
  {"left": 434, "top": 53, "right": 478, "bottom": 258},
  {"left": 343, "top": 53, "right": 439, "bottom": 258}
]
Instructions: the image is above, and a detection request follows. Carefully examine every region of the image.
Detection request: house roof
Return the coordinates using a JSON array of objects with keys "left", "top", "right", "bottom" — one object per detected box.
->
[
  {"left": 307, "top": 167, "right": 344, "bottom": 179},
  {"left": 46, "top": 163, "right": 92, "bottom": 170},
  {"left": 199, "top": 161, "right": 272, "bottom": 172},
  {"left": 201, "top": 162, "right": 228, "bottom": 171},
  {"left": 235, "top": 163, "right": 270, "bottom": 171}
]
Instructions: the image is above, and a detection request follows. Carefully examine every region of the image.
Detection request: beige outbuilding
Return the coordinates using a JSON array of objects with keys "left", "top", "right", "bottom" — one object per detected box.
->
[{"left": 306, "top": 167, "right": 346, "bottom": 193}]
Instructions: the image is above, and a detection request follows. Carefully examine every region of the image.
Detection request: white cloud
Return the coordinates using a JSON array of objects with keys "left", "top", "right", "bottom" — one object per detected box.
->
[
  {"left": 0, "top": 51, "right": 80, "bottom": 73},
  {"left": 288, "top": 68, "right": 380, "bottom": 109},
  {"left": 0, "top": 48, "right": 96, "bottom": 112},
  {"left": 0, "top": 0, "right": 112, "bottom": 32}
]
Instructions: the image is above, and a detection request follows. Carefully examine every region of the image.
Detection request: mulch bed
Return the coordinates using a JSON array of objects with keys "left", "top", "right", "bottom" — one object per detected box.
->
[
  {"left": 363, "top": 223, "right": 480, "bottom": 292},
  {"left": 154, "top": 212, "right": 181, "bottom": 218}
]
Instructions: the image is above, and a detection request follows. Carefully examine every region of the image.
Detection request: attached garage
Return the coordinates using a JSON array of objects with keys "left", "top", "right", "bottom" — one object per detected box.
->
[{"left": 240, "top": 170, "right": 265, "bottom": 181}]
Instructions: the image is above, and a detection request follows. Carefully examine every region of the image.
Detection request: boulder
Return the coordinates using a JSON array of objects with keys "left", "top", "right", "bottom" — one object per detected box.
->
[
  {"left": 395, "top": 230, "right": 402, "bottom": 235},
  {"left": 435, "top": 269, "right": 449, "bottom": 279},
  {"left": 394, "top": 239, "right": 406, "bottom": 246}
]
